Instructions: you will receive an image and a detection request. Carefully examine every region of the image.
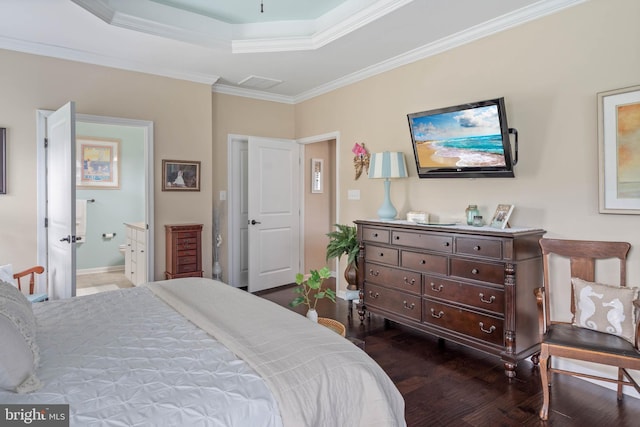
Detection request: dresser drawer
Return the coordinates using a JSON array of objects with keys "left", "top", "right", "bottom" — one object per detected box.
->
[
  {"left": 450, "top": 258, "right": 504, "bottom": 285},
  {"left": 423, "top": 275, "right": 505, "bottom": 315},
  {"left": 456, "top": 237, "right": 502, "bottom": 259},
  {"left": 364, "top": 263, "right": 421, "bottom": 295},
  {"left": 365, "top": 283, "right": 421, "bottom": 322},
  {"left": 364, "top": 245, "right": 399, "bottom": 266},
  {"left": 391, "top": 231, "right": 453, "bottom": 253},
  {"left": 361, "top": 227, "right": 390, "bottom": 244},
  {"left": 423, "top": 300, "right": 504, "bottom": 346},
  {"left": 401, "top": 250, "right": 448, "bottom": 275}
]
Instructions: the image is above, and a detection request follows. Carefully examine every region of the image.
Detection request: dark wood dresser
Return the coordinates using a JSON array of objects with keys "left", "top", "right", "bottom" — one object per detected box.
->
[
  {"left": 355, "top": 219, "right": 545, "bottom": 377},
  {"left": 164, "top": 224, "right": 203, "bottom": 279}
]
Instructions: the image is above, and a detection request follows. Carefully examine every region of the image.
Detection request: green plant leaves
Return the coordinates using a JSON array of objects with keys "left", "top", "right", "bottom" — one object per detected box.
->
[{"left": 326, "top": 223, "right": 359, "bottom": 267}]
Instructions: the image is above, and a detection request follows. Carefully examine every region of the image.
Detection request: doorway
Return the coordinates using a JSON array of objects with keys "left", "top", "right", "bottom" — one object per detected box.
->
[
  {"left": 35, "top": 110, "right": 154, "bottom": 297},
  {"left": 227, "top": 132, "right": 341, "bottom": 295}
]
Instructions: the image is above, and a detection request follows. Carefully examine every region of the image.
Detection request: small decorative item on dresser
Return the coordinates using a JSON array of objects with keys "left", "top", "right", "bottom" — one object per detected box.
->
[
  {"left": 472, "top": 215, "right": 484, "bottom": 226},
  {"left": 490, "top": 204, "right": 515, "bottom": 229},
  {"left": 465, "top": 204, "right": 480, "bottom": 225}
]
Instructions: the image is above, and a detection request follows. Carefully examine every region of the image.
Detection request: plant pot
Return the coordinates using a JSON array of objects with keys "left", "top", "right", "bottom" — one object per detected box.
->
[
  {"left": 344, "top": 262, "right": 358, "bottom": 291},
  {"left": 306, "top": 308, "right": 318, "bottom": 322}
]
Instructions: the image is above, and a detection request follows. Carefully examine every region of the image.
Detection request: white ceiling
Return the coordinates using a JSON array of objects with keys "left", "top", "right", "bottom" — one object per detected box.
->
[{"left": 0, "top": 0, "right": 586, "bottom": 104}]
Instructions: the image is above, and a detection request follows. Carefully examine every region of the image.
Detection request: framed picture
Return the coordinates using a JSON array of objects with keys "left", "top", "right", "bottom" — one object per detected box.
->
[
  {"left": 490, "top": 204, "right": 514, "bottom": 229},
  {"left": 162, "top": 159, "right": 201, "bottom": 191},
  {"left": 598, "top": 84, "right": 640, "bottom": 214},
  {"left": 0, "top": 127, "right": 6, "bottom": 195},
  {"left": 311, "top": 158, "right": 323, "bottom": 193},
  {"left": 77, "top": 136, "right": 120, "bottom": 189}
]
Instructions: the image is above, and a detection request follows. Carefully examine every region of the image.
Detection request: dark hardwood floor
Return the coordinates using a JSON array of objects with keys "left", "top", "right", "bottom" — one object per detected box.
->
[{"left": 255, "top": 280, "right": 640, "bottom": 427}]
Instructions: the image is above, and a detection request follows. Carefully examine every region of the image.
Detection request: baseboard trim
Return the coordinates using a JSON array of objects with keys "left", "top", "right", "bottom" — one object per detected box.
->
[{"left": 77, "top": 265, "right": 125, "bottom": 276}]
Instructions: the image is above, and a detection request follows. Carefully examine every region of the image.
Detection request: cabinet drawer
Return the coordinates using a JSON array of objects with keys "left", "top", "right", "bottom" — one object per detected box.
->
[
  {"left": 423, "top": 275, "right": 505, "bottom": 315},
  {"left": 401, "top": 250, "right": 448, "bottom": 275},
  {"left": 361, "top": 227, "right": 390, "bottom": 244},
  {"left": 364, "top": 245, "right": 399, "bottom": 266},
  {"left": 450, "top": 258, "right": 504, "bottom": 285},
  {"left": 365, "top": 283, "right": 421, "bottom": 322},
  {"left": 456, "top": 237, "right": 502, "bottom": 259},
  {"left": 391, "top": 231, "right": 453, "bottom": 253},
  {"left": 177, "top": 262, "right": 198, "bottom": 273},
  {"left": 423, "top": 300, "right": 504, "bottom": 346},
  {"left": 364, "top": 263, "right": 421, "bottom": 295},
  {"left": 176, "top": 231, "right": 199, "bottom": 239},
  {"left": 176, "top": 239, "right": 198, "bottom": 251}
]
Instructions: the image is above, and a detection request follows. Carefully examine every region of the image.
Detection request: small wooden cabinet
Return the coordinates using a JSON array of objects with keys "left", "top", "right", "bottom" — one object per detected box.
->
[
  {"left": 125, "top": 222, "right": 147, "bottom": 286},
  {"left": 355, "top": 220, "right": 545, "bottom": 377},
  {"left": 165, "top": 224, "right": 203, "bottom": 279}
]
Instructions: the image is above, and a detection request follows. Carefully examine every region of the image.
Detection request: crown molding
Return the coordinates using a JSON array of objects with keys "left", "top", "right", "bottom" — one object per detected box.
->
[
  {"left": 0, "top": 36, "right": 220, "bottom": 86},
  {"left": 212, "top": 84, "right": 296, "bottom": 105}
]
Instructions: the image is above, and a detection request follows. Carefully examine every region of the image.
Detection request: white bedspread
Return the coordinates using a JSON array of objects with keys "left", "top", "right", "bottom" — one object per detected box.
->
[
  {"left": 0, "top": 285, "right": 283, "bottom": 426},
  {"left": 150, "top": 278, "right": 406, "bottom": 427}
]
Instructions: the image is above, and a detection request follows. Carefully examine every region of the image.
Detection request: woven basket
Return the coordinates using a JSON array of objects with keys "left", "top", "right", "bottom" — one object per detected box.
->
[{"left": 318, "top": 317, "right": 346, "bottom": 337}]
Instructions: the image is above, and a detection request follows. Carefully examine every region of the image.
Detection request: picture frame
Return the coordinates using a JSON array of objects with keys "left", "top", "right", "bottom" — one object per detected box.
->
[
  {"left": 0, "top": 127, "right": 6, "bottom": 195},
  {"left": 598, "top": 84, "right": 640, "bottom": 214},
  {"left": 311, "top": 158, "right": 323, "bottom": 193},
  {"left": 162, "top": 159, "right": 201, "bottom": 191},
  {"left": 490, "top": 204, "right": 514, "bottom": 229},
  {"left": 77, "top": 136, "right": 120, "bottom": 189}
]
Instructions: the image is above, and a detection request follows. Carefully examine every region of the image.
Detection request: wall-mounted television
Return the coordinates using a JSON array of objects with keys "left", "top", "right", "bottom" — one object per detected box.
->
[{"left": 407, "top": 97, "right": 517, "bottom": 178}]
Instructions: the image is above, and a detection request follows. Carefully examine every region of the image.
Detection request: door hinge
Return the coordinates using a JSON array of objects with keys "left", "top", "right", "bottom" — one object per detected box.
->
[
  {"left": 44, "top": 137, "right": 48, "bottom": 148},
  {"left": 44, "top": 217, "right": 48, "bottom": 228}
]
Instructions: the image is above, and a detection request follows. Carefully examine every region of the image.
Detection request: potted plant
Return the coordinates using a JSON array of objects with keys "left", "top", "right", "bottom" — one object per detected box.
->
[
  {"left": 325, "top": 224, "right": 359, "bottom": 290},
  {"left": 289, "top": 266, "right": 336, "bottom": 322}
]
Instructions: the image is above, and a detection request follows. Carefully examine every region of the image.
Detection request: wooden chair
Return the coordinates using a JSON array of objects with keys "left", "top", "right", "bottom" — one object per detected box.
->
[
  {"left": 13, "top": 265, "right": 48, "bottom": 303},
  {"left": 534, "top": 238, "right": 640, "bottom": 420}
]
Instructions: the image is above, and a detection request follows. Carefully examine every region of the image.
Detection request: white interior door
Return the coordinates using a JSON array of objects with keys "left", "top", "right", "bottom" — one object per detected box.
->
[
  {"left": 46, "top": 102, "right": 76, "bottom": 299},
  {"left": 248, "top": 137, "right": 300, "bottom": 292}
]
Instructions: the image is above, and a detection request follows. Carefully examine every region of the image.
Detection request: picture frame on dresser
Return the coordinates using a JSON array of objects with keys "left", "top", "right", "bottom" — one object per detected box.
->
[
  {"left": 598, "top": 84, "right": 640, "bottom": 214},
  {"left": 490, "top": 204, "right": 514, "bottom": 229},
  {"left": 162, "top": 160, "right": 201, "bottom": 192}
]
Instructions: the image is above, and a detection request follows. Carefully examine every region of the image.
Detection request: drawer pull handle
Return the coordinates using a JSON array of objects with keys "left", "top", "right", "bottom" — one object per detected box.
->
[
  {"left": 474, "top": 245, "right": 481, "bottom": 251},
  {"left": 373, "top": 233, "right": 378, "bottom": 237},
  {"left": 403, "top": 277, "right": 415, "bottom": 286},
  {"left": 394, "top": 236, "right": 400, "bottom": 240},
  {"left": 479, "top": 293, "right": 495, "bottom": 304},
  {"left": 479, "top": 322, "right": 496, "bottom": 334},
  {"left": 430, "top": 283, "right": 443, "bottom": 292},
  {"left": 471, "top": 268, "right": 479, "bottom": 275},
  {"left": 443, "top": 242, "right": 450, "bottom": 247},
  {"left": 368, "top": 269, "right": 380, "bottom": 277},
  {"left": 430, "top": 308, "right": 444, "bottom": 318},
  {"left": 368, "top": 291, "right": 380, "bottom": 299},
  {"left": 420, "top": 259, "right": 426, "bottom": 265},
  {"left": 379, "top": 253, "right": 384, "bottom": 257},
  {"left": 403, "top": 301, "right": 415, "bottom": 310}
]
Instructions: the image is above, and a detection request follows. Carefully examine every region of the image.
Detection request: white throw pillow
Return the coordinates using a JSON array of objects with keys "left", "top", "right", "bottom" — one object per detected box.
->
[
  {"left": 0, "top": 264, "right": 14, "bottom": 285},
  {"left": 572, "top": 277, "right": 639, "bottom": 344},
  {"left": 0, "top": 280, "right": 42, "bottom": 393}
]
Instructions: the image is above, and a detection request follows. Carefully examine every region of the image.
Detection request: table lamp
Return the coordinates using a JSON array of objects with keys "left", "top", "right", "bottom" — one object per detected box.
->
[{"left": 368, "top": 151, "right": 408, "bottom": 220}]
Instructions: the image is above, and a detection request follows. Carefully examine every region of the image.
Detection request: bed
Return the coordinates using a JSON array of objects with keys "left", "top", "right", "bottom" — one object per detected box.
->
[{"left": 0, "top": 277, "right": 405, "bottom": 426}]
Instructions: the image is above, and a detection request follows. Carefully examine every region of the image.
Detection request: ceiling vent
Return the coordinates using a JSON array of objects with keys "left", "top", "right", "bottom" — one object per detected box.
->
[{"left": 238, "top": 75, "right": 283, "bottom": 89}]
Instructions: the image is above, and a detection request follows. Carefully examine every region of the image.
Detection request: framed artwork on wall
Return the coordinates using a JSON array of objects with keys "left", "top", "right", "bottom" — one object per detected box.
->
[
  {"left": 0, "top": 127, "right": 5, "bottom": 194},
  {"left": 77, "top": 136, "right": 120, "bottom": 189},
  {"left": 162, "top": 159, "right": 201, "bottom": 191},
  {"left": 311, "top": 158, "right": 323, "bottom": 193},
  {"left": 598, "top": 84, "right": 640, "bottom": 214}
]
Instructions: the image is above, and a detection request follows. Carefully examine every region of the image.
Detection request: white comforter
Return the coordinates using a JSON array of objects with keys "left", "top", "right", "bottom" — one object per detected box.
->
[{"left": 1, "top": 278, "right": 405, "bottom": 426}]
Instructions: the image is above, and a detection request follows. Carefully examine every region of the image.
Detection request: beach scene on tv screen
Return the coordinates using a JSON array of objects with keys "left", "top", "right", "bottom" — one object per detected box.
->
[{"left": 411, "top": 105, "right": 507, "bottom": 168}]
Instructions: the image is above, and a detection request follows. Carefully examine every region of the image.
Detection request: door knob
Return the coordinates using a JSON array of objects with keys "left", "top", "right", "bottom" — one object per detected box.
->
[
  {"left": 250, "top": 219, "right": 262, "bottom": 225},
  {"left": 60, "top": 236, "right": 71, "bottom": 243}
]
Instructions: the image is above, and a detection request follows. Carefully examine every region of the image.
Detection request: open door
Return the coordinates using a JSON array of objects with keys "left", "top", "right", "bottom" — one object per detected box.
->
[
  {"left": 46, "top": 102, "right": 76, "bottom": 299},
  {"left": 247, "top": 137, "right": 301, "bottom": 293}
]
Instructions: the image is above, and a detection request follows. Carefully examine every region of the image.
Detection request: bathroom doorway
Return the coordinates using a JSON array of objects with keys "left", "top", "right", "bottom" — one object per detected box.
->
[{"left": 36, "top": 111, "right": 154, "bottom": 297}]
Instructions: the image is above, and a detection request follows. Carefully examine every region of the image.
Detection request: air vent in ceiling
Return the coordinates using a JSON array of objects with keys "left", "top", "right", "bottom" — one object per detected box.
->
[{"left": 238, "top": 75, "right": 283, "bottom": 89}]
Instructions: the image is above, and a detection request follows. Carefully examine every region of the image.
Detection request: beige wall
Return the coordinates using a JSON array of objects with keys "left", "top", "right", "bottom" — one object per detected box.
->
[
  {"left": 0, "top": 49, "right": 213, "bottom": 280},
  {"left": 294, "top": 0, "right": 640, "bottom": 293}
]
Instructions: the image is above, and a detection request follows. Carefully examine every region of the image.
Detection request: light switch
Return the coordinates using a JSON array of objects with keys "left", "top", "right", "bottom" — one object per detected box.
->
[
  {"left": 348, "top": 189, "right": 360, "bottom": 200},
  {"left": 219, "top": 190, "right": 227, "bottom": 201}
]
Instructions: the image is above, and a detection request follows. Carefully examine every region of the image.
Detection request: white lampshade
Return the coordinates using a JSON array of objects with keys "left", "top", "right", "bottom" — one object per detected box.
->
[
  {"left": 368, "top": 152, "right": 407, "bottom": 220},
  {"left": 368, "top": 151, "right": 408, "bottom": 179}
]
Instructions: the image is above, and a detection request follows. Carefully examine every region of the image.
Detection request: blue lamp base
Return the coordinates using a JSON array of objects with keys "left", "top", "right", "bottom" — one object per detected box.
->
[{"left": 377, "top": 179, "right": 397, "bottom": 221}]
